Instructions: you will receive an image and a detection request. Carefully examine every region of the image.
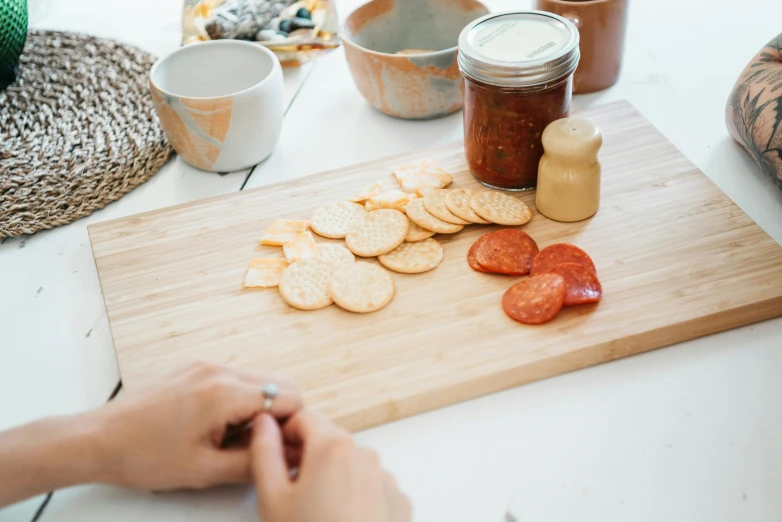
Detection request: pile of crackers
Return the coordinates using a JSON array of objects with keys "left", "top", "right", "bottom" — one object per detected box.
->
[{"left": 244, "top": 159, "right": 532, "bottom": 313}]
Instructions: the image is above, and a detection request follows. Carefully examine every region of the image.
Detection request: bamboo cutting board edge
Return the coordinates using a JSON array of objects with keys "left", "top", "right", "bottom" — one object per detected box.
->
[{"left": 321, "top": 295, "right": 782, "bottom": 431}]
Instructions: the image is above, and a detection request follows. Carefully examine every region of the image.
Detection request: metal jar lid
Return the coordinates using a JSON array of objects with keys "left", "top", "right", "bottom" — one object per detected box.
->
[{"left": 458, "top": 10, "right": 580, "bottom": 88}]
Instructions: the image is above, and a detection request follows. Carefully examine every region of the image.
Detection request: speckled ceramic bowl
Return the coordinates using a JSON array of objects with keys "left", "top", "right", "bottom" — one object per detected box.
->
[{"left": 342, "top": 0, "right": 489, "bottom": 120}]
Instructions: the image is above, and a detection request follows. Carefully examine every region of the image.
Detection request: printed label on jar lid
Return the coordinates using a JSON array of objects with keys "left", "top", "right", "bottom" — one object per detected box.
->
[{"left": 470, "top": 18, "right": 570, "bottom": 63}]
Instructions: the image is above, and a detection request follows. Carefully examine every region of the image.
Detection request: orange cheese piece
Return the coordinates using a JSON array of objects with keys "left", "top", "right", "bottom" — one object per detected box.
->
[
  {"left": 348, "top": 182, "right": 383, "bottom": 203},
  {"left": 393, "top": 159, "right": 453, "bottom": 196},
  {"left": 244, "top": 258, "right": 289, "bottom": 288},
  {"left": 282, "top": 231, "right": 321, "bottom": 264},
  {"left": 365, "top": 190, "right": 417, "bottom": 212},
  {"left": 259, "top": 218, "right": 310, "bottom": 246}
]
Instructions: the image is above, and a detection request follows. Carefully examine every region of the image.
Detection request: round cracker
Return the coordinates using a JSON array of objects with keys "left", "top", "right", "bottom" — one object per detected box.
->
[
  {"left": 345, "top": 209, "right": 408, "bottom": 257},
  {"left": 445, "top": 188, "right": 491, "bottom": 224},
  {"left": 423, "top": 190, "right": 470, "bottom": 225},
  {"left": 378, "top": 238, "right": 443, "bottom": 274},
  {"left": 405, "top": 218, "right": 436, "bottom": 242},
  {"left": 279, "top": 258, "right": 334, "bottom": 310},
  {"left": 328, "top": 262, "right": 395, "bottom": 313},
  {"left": 405, "top": 199, "right": 464, "bottom": 234},
  {"left": 310, "top": 201, "right": 367, "bottom": 239},
  {"left": 318, "top": 243, "right": 355, "bottom": 266},
  {"left": 470, "top": 190, "right": 532, "bottom": 226}
]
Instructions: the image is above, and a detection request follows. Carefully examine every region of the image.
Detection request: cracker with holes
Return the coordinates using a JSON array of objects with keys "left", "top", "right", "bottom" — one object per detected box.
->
[
  {"left": 405, "top": 218, "right": 436, "bottom": 242},
  {"left": 470, "top": 190, "right": 532, "bottom": 226},
  {"left": 283, "top": 231, "right": 320, "bottom": 264},
  {"left": 348, "top": 182, "right": 383, "bottom": 203},
  {"left": 259, "top": 218, "right": 310, "bottom": 246},
  {"left": 279, "top": 257, "right": 335, "bottom": 310},
  {"left": 310, "top": 201, "right": 367, "bottom": 239},
  {"left": 328, "top": 262, "right": 395, "bottom": 313},
  {"left": 393, "top": 159, "right": 453, "bottom": 196},
  {"left": 345, "top": 209, "right": 408, "bottom": 257},
  {"left": 365, "top": 190, "right": 417, "bottom": 212},
  {"left": 423, "top": 189, "right": 470, "bottom": 225},
  {"left": 378, "top": 238, "right": 443, "bottom": 274},
  {"left": 405, "top": 198, "right": 464, "bottom": 234},
  {"left": 445, "top": 188, "right": 490, "bottom": 224},
  {"left": 318, "top": 243, "right": 355, "bottom": 266},
  {"left": 244, "top": 258, "right": 288, "bottom": 288}
]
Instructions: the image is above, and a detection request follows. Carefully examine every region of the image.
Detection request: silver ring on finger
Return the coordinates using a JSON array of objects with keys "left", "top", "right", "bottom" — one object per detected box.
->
[{"left": 262, "top": 382, "right": 279, "bottom": 410}]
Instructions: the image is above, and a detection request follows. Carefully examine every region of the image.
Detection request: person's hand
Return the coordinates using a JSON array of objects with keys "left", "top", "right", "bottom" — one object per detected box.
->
[
  {"left": 251, "top": 410, "right": 412, "bottom": 522},
  {"left": 95, "top": 361, "right": 302, "bottom": 491}
]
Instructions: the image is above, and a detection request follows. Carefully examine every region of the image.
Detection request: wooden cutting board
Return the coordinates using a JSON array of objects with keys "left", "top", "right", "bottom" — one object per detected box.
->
[{"left": 89, "top": 101, "right": 782, "bottom": 431}]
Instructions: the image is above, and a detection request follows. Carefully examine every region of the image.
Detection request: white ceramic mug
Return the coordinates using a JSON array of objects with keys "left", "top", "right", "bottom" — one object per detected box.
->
[{"left": 149, "top": 40, "right": 284, "bottom": 172}]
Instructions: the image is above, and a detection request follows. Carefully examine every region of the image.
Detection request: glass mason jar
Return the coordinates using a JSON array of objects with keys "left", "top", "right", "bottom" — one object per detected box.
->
[{"left": 458, "top": 11, "right": 580, "bottom": 191}]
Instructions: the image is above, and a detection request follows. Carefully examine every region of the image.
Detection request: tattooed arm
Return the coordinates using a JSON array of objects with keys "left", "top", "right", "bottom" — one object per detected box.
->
[{"left": 726, "top": 33, "right": 782, "bottom": 193}]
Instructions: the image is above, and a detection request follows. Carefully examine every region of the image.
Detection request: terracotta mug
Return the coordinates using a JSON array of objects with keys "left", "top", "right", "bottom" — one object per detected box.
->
[{"left": 535, "top": 0, "right": 628, "bottom": 94}]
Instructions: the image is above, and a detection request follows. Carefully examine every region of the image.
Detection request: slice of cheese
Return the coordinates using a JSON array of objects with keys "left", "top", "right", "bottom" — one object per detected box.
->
[
  {"left": 365, "top": 190, "right": 417, "bottom": 212},
  {"left": 393, "top": 159, "right": 454, "bottom": 196},
  {"left": 348, "top": 182, "right": 383, "bottom": 203},
  {"left": 259, "top": 218, "right": 310, "bottom": 246},
  {"left": 244, "top": 258, "right": 288, "bottom": 288},
  {"left": 282, "top": 231, "right": 321, "bottom": 264}
]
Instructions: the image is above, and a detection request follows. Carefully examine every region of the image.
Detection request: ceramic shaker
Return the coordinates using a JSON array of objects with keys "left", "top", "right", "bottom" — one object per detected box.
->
[{"left": 535, "top": 118, "right": 602, "bottom": 222}]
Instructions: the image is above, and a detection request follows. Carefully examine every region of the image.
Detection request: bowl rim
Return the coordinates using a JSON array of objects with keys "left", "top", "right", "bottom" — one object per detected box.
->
[{"left": 340, "top": 0, "right": 489, "bottom": 59}]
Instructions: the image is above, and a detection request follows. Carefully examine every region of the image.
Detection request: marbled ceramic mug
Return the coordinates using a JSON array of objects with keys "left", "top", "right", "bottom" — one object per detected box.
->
[{"left": 149, "top": 40, "right": 284, "bottom": 172}]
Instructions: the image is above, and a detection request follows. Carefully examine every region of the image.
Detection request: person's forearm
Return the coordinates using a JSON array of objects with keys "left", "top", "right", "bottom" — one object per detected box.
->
[
  {"left": 0, "top": 411, "right": 110, "bottom": 507},
  {"left": 726, "top": 33, "right": 782, "bottom": 192}
]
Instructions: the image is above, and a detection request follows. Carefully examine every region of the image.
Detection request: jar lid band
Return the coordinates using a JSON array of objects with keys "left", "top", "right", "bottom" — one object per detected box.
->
[{"left": 458, "top": 11, "right": 580, "bottom": 87}]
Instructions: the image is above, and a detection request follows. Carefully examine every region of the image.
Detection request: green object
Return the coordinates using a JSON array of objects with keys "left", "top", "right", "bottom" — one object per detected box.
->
[{"left": 0, "top": 0, "right": 28, "bottom": 89}]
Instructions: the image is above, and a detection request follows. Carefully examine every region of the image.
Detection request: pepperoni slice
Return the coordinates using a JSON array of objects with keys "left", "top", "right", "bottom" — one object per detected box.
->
[
  {"left": 530, "top": 243, "right": 596, "bottom": 277},
  {"left": 542, "top": 262, "right": 602, "bottom": 305},
  {"left": 502, "top": 273, "right": 566, "bottom": 325},
  {"left": 467, "top": 234, "right": 493, "bottom": 273},
  {"left": 475, "top": 229, "right": 539, "bottom": 275}
]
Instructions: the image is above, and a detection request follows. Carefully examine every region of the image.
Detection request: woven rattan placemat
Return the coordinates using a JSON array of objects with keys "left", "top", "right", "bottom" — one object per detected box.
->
[{"left": 0, "top": 30, "right": 173, "bottom": 239}]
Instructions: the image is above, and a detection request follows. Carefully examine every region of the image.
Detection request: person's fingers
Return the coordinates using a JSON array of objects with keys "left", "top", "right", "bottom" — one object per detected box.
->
[
  {"left": 284, "top": 443, "right": 303, "bottom": 470},
  {"left": 219, "top": 422, "right": 254, "bottom": 449},
  {"left": 197, "top": 448, "right": 252, "bottom": 487},
  {"left": 224, "top": 382, "right": 303, "bottom": 425},
  {"left": 394, "top": 490, "right": 413, "bottom": 522},
  {"left": 384, "top": 472, "right": 413, "bottom": 522},
  {"left": 244, "top": 372, "right": 302, "bottom": 418},
  {"left": 251, "top": 413, "right": 292, "bottom": 503},
  {"left": 384, "top": 470, "right": 399, "bottom": 494},
  {"left": 232, "top": 370, "right": 299, "bottom": 397},
  {"left": 229, "top": 369, "right": 302, "bottom": 412},
  {"left": 281, "top": 409, "right": 345, "bottom": 448},
  {"left": 258, "top": 382, "right": 303, "bottom": 419}
]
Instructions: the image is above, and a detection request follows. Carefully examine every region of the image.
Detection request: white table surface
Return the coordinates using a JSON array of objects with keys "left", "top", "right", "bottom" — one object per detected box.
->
[{"left": 2, "top": 0, "right": 781, "bottom": 520}]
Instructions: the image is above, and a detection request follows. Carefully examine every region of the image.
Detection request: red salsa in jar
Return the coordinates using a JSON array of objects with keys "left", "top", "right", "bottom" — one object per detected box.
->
[{"left": 458, "top": 11, "right": 580, "bottom": 191}]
